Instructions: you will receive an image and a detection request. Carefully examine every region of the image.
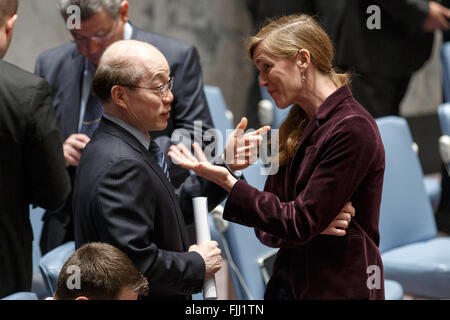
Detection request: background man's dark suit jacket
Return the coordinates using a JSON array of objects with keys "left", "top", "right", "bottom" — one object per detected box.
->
[
  {"left": 245, "top": 0, "right": 435, "bottom": 122},
  {"left": 318, "top": 0, "right": 434, "bottom": 117},
  {"left": 0, "top": 59, "right": 70, "bottom": 298},
  {"left": 72, "top": 118, "right": 227, "bottom": 299},
  {"left": 326, "top": 0, "right": 433, "bottom": 79},
  {"left": 34, "top": 25, "right": 214, "bottom": 254}
]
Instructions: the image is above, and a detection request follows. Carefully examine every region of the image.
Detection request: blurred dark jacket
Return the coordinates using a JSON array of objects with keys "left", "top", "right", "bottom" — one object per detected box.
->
[{"left": 0, "top": 59, "right": 70, "bottom": 298}]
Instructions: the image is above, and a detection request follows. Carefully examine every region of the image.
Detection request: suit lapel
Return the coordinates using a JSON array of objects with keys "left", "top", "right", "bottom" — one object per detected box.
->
[{"left": 140, "top": 149, "right": 192, "bottom": 249}]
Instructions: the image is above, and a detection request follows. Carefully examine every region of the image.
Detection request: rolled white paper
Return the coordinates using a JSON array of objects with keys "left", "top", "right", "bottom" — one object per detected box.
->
[{"left": 193, "top": 197, "right": 218, "bottom": 300}]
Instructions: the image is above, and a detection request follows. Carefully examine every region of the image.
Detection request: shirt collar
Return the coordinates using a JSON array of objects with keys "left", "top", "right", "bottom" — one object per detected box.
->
[
  {"left": 124, "top": 22, "right": 133, "bottom": 40},
  {"left": 103, "top": 113, "right": 150, "bottom": 149}
]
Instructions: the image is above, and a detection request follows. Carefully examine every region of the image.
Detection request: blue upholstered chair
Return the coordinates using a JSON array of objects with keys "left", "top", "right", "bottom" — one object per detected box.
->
[
  {"left": 438, "top": 103, "right": 450, "bottom": 174},
  {"left": 384, "top": 280, "right": 404, "bottom": 300},
  {"left": 191, "top": 86, "right": 234, "bottom": 300},
  {"left": 1, "top": 292, "right": 39, "bottom": 300},
  {"left": 39, "top": 241, "right": 75, "bottom": 296},
  {"left": 424, "top": 178, "right": 442, "bottom": 213},
  {"left": 222, "top": 160, "right": 276, "bottom": 300},
  {"left": 203, "top": 85, "right": 235, "bottom": 249},
  {"left": 204, "top": 85, "right": 234, "bottom": 136},
  {"left": 28, "top": 206, "right": 50, "bottom": 299},
  {"left": 376, "top": 116, "right": 450, "bottom": 299},
  {"left": 441, "top": 42, "right": 450, "bottom": 102}
]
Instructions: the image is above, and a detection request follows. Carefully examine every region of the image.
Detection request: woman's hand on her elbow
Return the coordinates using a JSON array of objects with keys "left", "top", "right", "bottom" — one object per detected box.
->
[{"left": 320, "top": 201, "right": 355, "bottom": 237}]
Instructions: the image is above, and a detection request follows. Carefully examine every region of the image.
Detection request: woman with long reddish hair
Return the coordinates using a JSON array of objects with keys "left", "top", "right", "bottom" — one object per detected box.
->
[{"left": 169, "top": 14, "right": 385, "bottom": 300}]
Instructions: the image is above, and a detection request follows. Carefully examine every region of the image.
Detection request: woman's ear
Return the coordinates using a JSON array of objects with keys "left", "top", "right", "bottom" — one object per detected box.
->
[{"left": 296, "top": 49, "right": 310, "bottom": 70}]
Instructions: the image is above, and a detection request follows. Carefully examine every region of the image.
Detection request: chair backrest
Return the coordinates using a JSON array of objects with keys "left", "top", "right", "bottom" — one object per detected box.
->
[
  {"left": 1, "top": 292, "right": 39, "bottom": 300},
  {"left": 204, "top": 86, "right": 234, "bottom": 138},
  {"left": 441, "top": 42, "right": 450, "bottom": 102},
  {"left": 437, "top": 103, "right": 450, "bottom": 175},
  {"left": 204, "top": 85, "right": 277, "bottom": 299},
  {"left": 376, "top": 116, "right": 437, "bottom": 253},
  {"left": 39, "top": 241, "right": 75, "bottom": 296},
  {"left": 259, "top": 86, "right": 292, "bottom": 129},
  {"left": 438, "top": 103, "right": 450, "bottom": 136},
  {"left": 225, "top": 161, "right": 277, "bottom": 300}
]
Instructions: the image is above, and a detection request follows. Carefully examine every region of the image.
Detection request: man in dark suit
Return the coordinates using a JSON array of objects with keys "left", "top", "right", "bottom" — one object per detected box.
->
[
  {"left": 0, "top": 0, "right": 71, "bottom": 298},
  {"left": 317, "top": 0, "right": 450, "bottom": 118},
  {"left": 72, "top": 40, "right": 231, "bottom": 299},
  {"left": 35, "top": 0, "right": 214, "bottom": 254}
]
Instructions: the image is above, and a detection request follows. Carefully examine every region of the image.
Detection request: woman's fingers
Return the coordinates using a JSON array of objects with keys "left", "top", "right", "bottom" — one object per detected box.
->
[
  {"left": 234, "top": 117, "right": 248, "bottom": 133},
  {"left": 245, "top": 125, "right": 271, "bottom": 138},
  {"left": 343, "top": 201, "right": 355, "bottom": 217},
  {"left": 335, "top": 212, "right": 352, "bottom": 222},
  {"left": 333, "top": 219, "right": 349, "bottom": 229},
  {"left": 331, "top": 228, "right": 346, "bottom": 236}
]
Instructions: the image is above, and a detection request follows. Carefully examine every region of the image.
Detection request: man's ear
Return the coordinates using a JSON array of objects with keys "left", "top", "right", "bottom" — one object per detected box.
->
[
  {"left": 0, "top": 14, "right": 18, "bottom": 58},
  {"left": 111, "top": 85, "right": 129, "bottom": 110},
  {"left": 119, "top": 1, "right": 129, "bottom": 23},
  {"left": 5, "top": 14, "right": 18, "bottom": 40},
  {"left": 74, "top": 296, "right": 89, "bottom": 300}
]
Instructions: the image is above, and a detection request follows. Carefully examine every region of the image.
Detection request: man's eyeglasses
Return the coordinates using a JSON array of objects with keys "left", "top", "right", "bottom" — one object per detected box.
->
[
  {"left": 71, "top": 18, "right": 119, "bottom": 44},
  {"left": 121, "top": 77, "right": 174, "bottom": 98}
]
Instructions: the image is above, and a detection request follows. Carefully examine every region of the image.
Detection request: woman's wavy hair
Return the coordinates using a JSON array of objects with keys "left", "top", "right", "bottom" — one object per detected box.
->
[{"left": 247, "top": 14, "right": 350, "bottom": 166}]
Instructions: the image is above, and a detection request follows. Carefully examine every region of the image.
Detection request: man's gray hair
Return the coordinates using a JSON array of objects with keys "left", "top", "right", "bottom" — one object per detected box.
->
[
  {"left": 0, "top": 0, "right": 18, "bottom": 26},
  {"left": 58, "top": 0, "right": 122, "bottom": 21}
]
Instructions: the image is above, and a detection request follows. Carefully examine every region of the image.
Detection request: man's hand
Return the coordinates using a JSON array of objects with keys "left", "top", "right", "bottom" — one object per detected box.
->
[
  {"left": 63, "top": 134, "right": 90, "bottom": 167},
  {"left": 169, "top": 142, "right": 238, "bottom": 192},
  {"left": 423, "top": 1, "right": 450, "bottom": 32},
  {"left": 223, "top": 117, "right": 271, "bottom": 171},
  {"left": 189, "top": 241, "right": 223, "bottom": 277},
  {"left": 321, "top": 202, "right": 356, "bottom": 236}
]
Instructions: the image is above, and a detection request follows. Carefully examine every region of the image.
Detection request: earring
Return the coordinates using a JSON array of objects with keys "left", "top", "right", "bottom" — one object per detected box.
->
[{"left": 301, "top": 74, "right": 306, "bottom": 81}]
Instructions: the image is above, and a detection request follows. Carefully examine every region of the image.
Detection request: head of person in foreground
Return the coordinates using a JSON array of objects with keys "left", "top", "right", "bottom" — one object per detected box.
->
[{"left": 54, "top": 242, "right": 149, "bottom": 300}]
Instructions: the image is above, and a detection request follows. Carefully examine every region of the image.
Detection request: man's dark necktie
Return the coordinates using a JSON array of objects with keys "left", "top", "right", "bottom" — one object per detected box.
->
[
  {"left": 80, "top": 93, "right": 103, "bottom": 138},
  {"left": 149, "top": 139, "right": 170, "bottom": 181}
]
